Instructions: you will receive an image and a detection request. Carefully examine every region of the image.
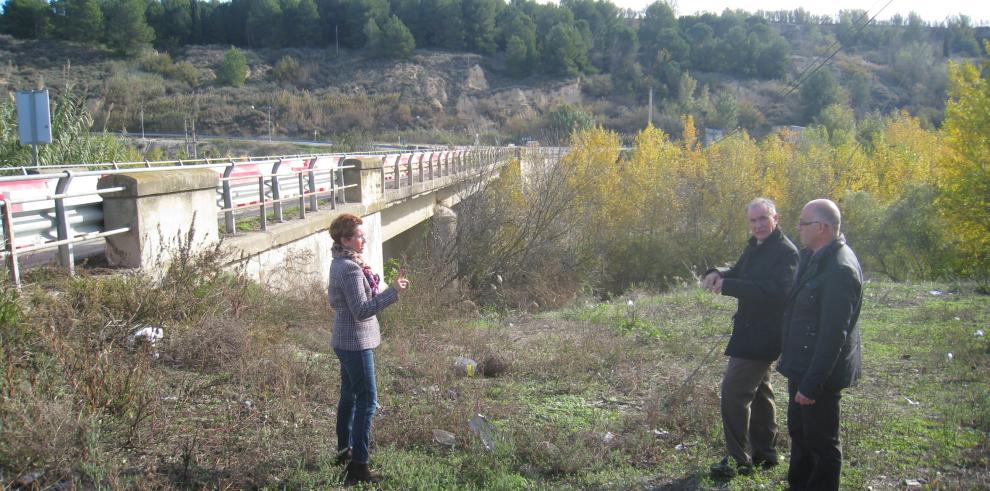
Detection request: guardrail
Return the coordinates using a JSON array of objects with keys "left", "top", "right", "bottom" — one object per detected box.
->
[{"left": 0, "top": 147, "right": 514, "bottom": 287}]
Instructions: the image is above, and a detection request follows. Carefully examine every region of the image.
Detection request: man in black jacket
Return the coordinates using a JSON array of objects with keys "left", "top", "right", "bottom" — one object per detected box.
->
[
  {"left": 702, "top": 198, "right": 799, "bottom": 478},
  {"left": 778, "top": 199, "right": 863, "bottom": 490}
]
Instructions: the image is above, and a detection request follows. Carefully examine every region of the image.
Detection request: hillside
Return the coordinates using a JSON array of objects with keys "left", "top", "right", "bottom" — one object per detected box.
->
[{"left": 1, "top": 21, "right": 981, "bottom": 152}]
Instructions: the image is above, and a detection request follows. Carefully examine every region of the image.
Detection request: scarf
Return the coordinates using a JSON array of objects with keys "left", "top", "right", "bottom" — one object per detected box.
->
[{"left": 332, "top": 243, "right": 380, "bottom": 297}]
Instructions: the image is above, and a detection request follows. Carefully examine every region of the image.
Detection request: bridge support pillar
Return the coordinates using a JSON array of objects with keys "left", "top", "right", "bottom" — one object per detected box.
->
[{"left": 98, "top": 169, "right": 219, "bottom": 271}]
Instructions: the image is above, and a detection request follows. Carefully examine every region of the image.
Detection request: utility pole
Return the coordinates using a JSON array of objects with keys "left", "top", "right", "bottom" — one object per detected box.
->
[
  {"left": 335, "top": 25, "right": 339, "bottom": 57},
  {"left": 648, "top": 86, "right": 653, "bottom": 127}
]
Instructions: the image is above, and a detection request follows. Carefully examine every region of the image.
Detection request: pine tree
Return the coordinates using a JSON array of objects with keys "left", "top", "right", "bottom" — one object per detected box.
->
[
  {"left": 104, "top": 0, "right": 155, "bottom": 55},
  {"left": 0, "top": 0, "right": 54, "bottom": 39},
  {"left": 378, "top": 14, "right": 414, "bottom": 59}
]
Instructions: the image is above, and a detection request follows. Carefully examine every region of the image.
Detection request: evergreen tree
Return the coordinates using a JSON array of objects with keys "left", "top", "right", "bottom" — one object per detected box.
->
[
  {"left": 0, "top": 0, "right": 54, "bottom": 39},
  {"left": 379, "top": 14, "right": 414, "bottom": 59},
  {"left": 339, "top": 0, "right": 388, "bottom": 48},
  {"left": 61, "top": 0, "right": 103, "bottom": 43},
  {"left": 216, "top": 47, "right": 248, "bottom": 86},
  {"left": 462, "top": 0, "right": 496, "bottom": 54},
  {"left": 363, "top": 16, "right": 381, "bottom": 51},
  {"left": 104, "top": 0, "right": 155, "bottom": 55},
  {"left": 148, "top": 0, "right": 193, "bottom": 50},
  {"left": 800, "top": 69, "right": 842, "bottom": 123},
  {"left": 425, "top": 0, "right": 463, "bottom": 50},
  {"left": 285, "top": 0, "right": 321, "bottom": 46},
  {"left": 637, "top": 1, "right": 677, "bottom": 69},
  {"left": 543, "top": 23, "right": 589, "bottom": 76},
  {"left": 246, "top": 0, "right": 283, "bottom": 47},
  {"left": 496, "top": 7, "right": 536, "bottom": 60},
  {"left": 506, "top": 35, "right": 529, "bottom": 77}
]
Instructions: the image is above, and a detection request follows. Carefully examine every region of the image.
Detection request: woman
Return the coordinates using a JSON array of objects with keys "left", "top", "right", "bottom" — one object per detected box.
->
[{"left": 328, "top": 213, "right": 408, "bottom": 483}]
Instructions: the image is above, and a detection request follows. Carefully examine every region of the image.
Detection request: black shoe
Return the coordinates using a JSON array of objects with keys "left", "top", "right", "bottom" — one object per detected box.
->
[
  {"left": 710, "top": 457, "right": 752, "bottom": 478},
  {"left": 334, "top": 447, "right": 352, "bottom": 466},
  {"left": 345, "top": 462, "right": 382, "bottom": 483},
  {"left": 753, "top": 454, "right": 779, "bottom": 469}
]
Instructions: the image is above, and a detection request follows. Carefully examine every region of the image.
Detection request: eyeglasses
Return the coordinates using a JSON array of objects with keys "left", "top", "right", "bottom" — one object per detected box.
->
[{"left": 797, "top": 220, "right": 821, "bottom": 228}]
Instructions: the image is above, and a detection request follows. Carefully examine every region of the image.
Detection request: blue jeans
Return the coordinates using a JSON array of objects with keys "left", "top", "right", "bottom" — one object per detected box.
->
[{"left": 334, "top": 348, "right": 378, "bottom": 464}]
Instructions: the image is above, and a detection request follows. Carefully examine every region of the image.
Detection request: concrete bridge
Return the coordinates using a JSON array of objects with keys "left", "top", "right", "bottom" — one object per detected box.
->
[{"left": 0, "top": 147, "right": 519, "bottom": 288}]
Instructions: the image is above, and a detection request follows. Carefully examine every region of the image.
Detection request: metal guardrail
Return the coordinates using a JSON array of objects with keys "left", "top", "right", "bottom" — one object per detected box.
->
[{"left": 0, "top": 147, "right": 513, "bottom": 287}]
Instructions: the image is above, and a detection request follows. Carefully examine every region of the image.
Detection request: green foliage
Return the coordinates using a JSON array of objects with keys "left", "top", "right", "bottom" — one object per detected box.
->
[
  {"left": 505, "top": 35, "right": 530, "bottom": 78},
  {"left": 0, "top": 285, "right": 20, "bottom": 330},
  {"left": 246, "top": 0, "right": 282, "bottom": 47},
  {"left": 378, "top": 14, "right": 415, "bottom": 59},
  {"left": 0, "top": 85, "right": 135, "bottom": 167},
  {"left": 272, "top": 55, "right": 301, "bottom": 84},
  {"left": 146, "top": 0, "right": 192, "bottom": 50},
  {"left": 383, "top": 257, "right": 401, "bottom": 285},
  {"left": 543, "top": 23, "right": 590, "bottom": 76},
  {"left": 103, "top": 0, "right": 154, "bottom": 55},
  {"left": 940, "top": 48, "right": 990, "bottom": 281},
  {"left": 800, "top": 69, "right": 843, "bottom": 123},
  {"left": 283, "top": 0, "right": 321, "bottom": 47},
  {"left": 216, "top": 47, "right": 248, "bottom": 87},
  {"left": 140, "top": 52, "right": 199, "bottom": 85},
  {"left": 545, "top": 104, "right": 594, "bottom": 141},
  {"left": 0, "top": 0, "right": 53, "bottom": 39},
  {"left": 59, "top": 0, "right": 103, "bottom": 43}
]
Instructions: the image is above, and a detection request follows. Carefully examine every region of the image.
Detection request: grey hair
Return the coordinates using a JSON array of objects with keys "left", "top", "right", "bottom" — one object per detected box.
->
[
  {"left": 746, "top": 197, "right": 777, "bottom": 216},
  {"left": 808, "top": 199, "right": 841, "bottom": 237}
]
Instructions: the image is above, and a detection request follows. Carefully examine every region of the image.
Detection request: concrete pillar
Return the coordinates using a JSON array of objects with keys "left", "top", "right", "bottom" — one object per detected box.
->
[
  {"left": 98, "top": 169, "right": 219, "bottom": 271},
  {"left": 342, "top": 157, "right": 385, "bottom": 206},
  {"left": 362, "top": 211, "right": 385, "bottom": 282}
]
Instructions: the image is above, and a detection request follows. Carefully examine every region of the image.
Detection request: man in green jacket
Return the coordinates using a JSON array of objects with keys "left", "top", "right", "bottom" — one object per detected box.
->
[
  {"left": 702, "top": 198, "right": 798, "bottom": 478},
  {"left": 778, "top": 199, "right": 863, "bottom": 491}
]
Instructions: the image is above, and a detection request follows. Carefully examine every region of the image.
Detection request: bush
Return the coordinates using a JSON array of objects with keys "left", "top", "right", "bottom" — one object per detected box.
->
[
  {"left": 216, "top": 47, "right": 247, "bottom": 87},
  {"left": 140, "top": 52, "right": 199, "bottom": 86},
  {"left": 272, "top": 55, "right": 300, "bottom": 85}
]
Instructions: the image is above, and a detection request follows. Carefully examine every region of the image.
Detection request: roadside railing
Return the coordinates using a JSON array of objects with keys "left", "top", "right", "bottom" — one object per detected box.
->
[{"left": 0, "top": 147, "right": 513, "bottom": 287}]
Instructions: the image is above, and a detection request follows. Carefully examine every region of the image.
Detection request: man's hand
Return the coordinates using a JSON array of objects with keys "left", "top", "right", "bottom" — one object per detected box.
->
[
  {"left": 794, "top": 391, "right": 816, "bottom": 406},
  {"left": 701, "top": 272, "right": 721, "bottom": 292}
]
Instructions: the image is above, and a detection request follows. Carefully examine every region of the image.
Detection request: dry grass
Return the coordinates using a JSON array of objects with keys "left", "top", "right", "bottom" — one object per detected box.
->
[{"left": 1, "top": 246, "right": 988, "bottom": 490}]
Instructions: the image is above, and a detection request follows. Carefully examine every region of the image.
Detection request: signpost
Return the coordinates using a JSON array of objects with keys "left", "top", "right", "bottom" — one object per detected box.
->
[{"left": 16, "top": 89, "right": 53, "bottom": 168}]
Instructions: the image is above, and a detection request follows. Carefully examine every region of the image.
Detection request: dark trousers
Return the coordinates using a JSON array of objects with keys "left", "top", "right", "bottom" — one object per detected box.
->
[
  {"left": 720, "top": 357, "right": 777, "bottom": 464},
  {"left": 335, "top": 348, "right": 378, "bottom": 464},
  {"left": 787, "top": 381, "right": 842, "bottom": 491}
]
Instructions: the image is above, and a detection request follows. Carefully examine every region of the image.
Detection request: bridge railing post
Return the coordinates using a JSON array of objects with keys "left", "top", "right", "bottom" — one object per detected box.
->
[
  {"left": 222, "top": 162, "right": 236, "bottom": 233},
  {"left": 2, "top": 200, "right": 20, "bottom": 288},
  {"left": 271, "top": 158, "right": 284, "bottom": 222},
  {"left": 307, "top": 158, "right": 319, "bottom": 212},
  {"left": 54, "top": 171, "right": 75, "bottom": 275}
]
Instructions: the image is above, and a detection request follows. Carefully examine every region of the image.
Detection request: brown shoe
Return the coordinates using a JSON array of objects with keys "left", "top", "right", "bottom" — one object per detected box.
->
[{"left": 345, "top": 462, "right": 382, "bottom": 483}]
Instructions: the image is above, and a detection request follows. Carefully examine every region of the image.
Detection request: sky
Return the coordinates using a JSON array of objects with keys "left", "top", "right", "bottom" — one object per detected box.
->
[{"left": 605, "top": 0, "right": 990, "bottom": 25}]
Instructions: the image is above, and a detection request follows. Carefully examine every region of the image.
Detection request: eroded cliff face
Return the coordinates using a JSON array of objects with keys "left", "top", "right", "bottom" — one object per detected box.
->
[{"left": 334, "top": 51, "right": 584, "bottom": 130}]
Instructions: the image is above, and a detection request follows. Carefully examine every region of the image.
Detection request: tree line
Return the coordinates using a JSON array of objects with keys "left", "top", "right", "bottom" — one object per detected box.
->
[{"left": 7, "top": 0, "right": 970, "bottom": 97}]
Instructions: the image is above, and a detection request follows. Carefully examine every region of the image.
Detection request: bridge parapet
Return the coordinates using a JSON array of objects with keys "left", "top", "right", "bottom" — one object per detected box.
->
[{"left": 0, "top": 147, "right": 520, "bottom": 288}]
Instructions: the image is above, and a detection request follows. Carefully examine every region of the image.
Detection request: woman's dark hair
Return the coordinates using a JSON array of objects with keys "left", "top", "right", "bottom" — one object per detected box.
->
[{"left": 330, "top": 213, "right": 363, "bottom": 244}]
